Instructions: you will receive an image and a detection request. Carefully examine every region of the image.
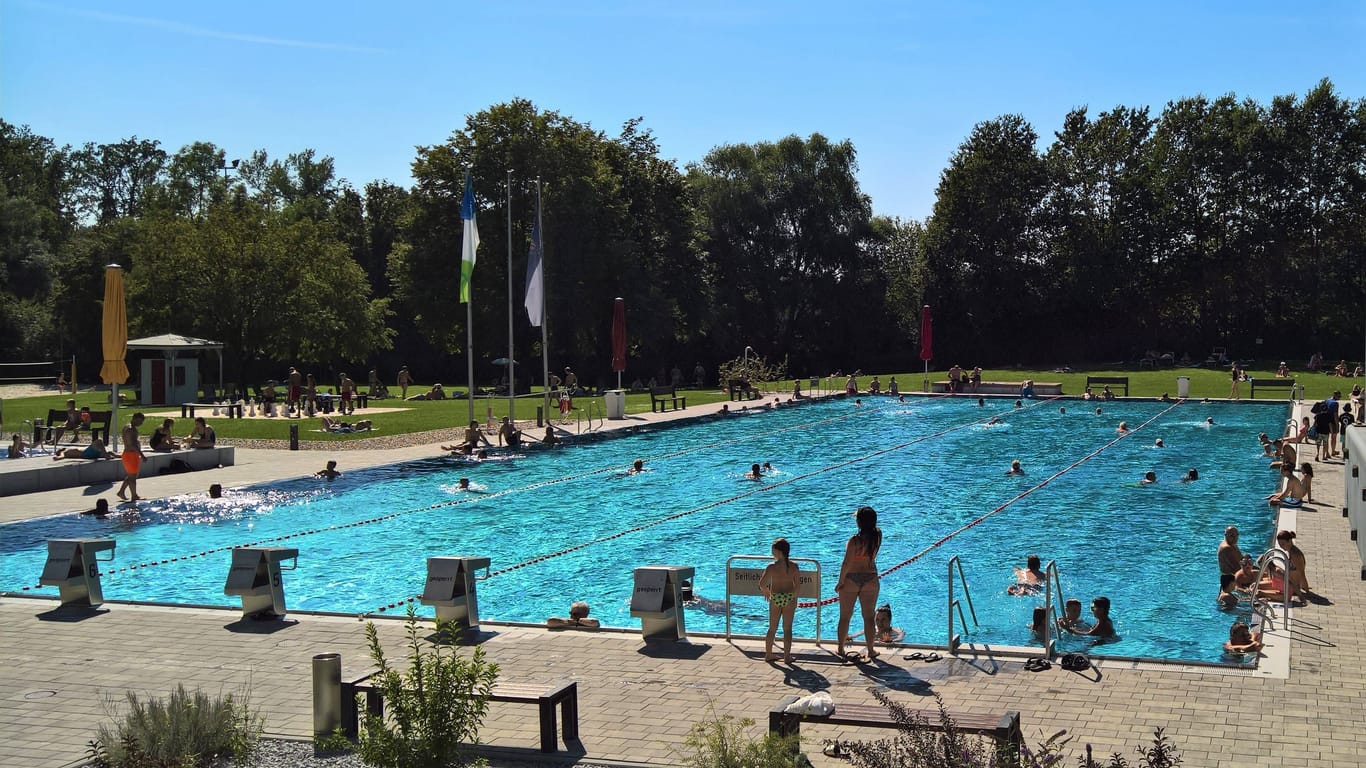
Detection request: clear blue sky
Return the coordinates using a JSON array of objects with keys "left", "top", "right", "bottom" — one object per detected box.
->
[{"left": 3, "top": 0, "right": 1363, "bottom": 220}]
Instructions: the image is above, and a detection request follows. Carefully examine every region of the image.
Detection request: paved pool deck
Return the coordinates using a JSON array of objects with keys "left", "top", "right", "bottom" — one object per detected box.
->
[{"left": 2, "top": 396, "right": 1364, "bottom": 767}]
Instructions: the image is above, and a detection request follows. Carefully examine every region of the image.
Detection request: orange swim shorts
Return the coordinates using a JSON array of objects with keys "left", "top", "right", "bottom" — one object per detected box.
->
[{"left": 121, "top": 450, "right": 142, "bottom": 475}]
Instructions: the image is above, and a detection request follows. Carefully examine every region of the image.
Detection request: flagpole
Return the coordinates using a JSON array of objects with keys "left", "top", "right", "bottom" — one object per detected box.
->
[
  {"left": 506, "top": 170, "right": 515, "bottom": 424},
  {"left": 461, "top": 170, "right": 479, "bottom": 428},
  {"left": 537, "top": 178, "right": 550, "bottom": 422},
  {"left": 466, "top": 300, "right": 475, "bottom": 425}
]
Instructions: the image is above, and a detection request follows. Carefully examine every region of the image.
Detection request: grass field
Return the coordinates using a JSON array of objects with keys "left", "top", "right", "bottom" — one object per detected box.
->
[{"left": 0, "top": 365, "right": 1355, "bottom": 444}]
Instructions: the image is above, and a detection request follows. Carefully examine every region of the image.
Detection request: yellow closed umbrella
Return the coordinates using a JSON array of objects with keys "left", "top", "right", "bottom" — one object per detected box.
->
[{"left": 100, "top": 264, "right": 129, "bottom": 450}]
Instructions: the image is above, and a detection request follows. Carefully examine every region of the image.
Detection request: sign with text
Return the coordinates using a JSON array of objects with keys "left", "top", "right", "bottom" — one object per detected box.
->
[
  {"left": 727, "top": 566, "right": 821, "bottom": 598},
  {"left": 630, "top": 568, "right": 669, "bottom": 612},
  {"left": 422, "top": 557, "right": 463, "bottom": 602}
]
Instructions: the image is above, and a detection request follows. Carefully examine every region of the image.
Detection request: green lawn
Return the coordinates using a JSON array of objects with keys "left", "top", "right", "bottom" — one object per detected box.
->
[{"left": 2, "top": 367, "right": 1352, "bottom": 444}]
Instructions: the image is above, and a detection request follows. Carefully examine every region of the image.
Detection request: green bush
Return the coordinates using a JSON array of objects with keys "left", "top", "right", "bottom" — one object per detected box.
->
[
  {"left": 356, "top": 606, "right": 499, "bottom": 768},
  {"left": 678, "top": 704, "right": 806, "bottom": 768},
  {"left": 87, "top": 683, "right": 261, "bottom": 768}
]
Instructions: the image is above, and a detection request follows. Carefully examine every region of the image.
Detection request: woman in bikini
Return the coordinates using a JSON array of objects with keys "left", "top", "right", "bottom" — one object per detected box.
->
[
  {"left": 836, "top": 506, "right": 883, "bottom": 661},
  {"left": 759, "top": 538, "right": 800, "bottom": 663}
]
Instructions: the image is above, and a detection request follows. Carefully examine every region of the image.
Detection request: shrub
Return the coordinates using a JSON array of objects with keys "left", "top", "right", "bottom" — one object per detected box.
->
[
  {"left": 678, "top": 703, "right": 806, "bottom": 768},
  {"left": 356, "top": 605, "right": 499, "bottom": 768},
  {"left": 717, "top": 353, "right": 789, "bottom": 387},
  {"left": 87, "top": 683, "right": 261, "bottom": 768}
]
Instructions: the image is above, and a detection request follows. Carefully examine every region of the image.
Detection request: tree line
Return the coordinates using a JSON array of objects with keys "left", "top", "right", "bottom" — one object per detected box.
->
[{"left": 2, "top": 79, "right": 1362, "bottom": 391}]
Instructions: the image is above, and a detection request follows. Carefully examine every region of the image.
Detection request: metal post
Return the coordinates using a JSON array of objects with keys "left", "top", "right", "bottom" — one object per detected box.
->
[{"left": 289, "top": 424, "right": 299, "bottom": 451}]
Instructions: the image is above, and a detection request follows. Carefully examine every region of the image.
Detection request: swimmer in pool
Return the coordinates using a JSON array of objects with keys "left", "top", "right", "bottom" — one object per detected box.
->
[
  {"left": 1062, "top": 596, "right": 1116, "bottom": 639},
  {"left": 1056, "top": 598, "right": 1088, "bottom": 632},
  {"left": 1182, "top": 469, "right": 1200, "bottom": 482},
  {"left": 1154, "top": 438, "right": 1165, "bottom": 448},
  {"left": 1005, "top": 459, "right": 1024, "bottom": 475},
  {"left": 1140, "top": 471, "right": 1157, "bottom": 485},
  {"left": 458, "top": 477, "right": 470, "bottom": 490},
  {"left": 759, "top": 537, "right": 800, "bottom": 662},
  {"left": 1117, "top": 421, "right": 1130, "bottom": 434},
  {"left": 986, "top": 416, "right": 1001, "bottom": 426},
  {"left": 1059, "top": 406, "right": 1066, "bottom": 414},
  {"left": 745, "top": 463, "right": 763, "bottom": 480},
  {"left": 626, "top": 459, "right": 646, "bottom": 475},
  {"left": 546, "top": 601, "right": 600, "bottom": 629},
  {"left": 1224, "top": 621, "right": 1263, "bottom": 654},
  {"left": 316, "top": 460, "right": 341, "bottom": 480},
  {"left": 762, "top": 461, "right": 774, "bottom": 473},
  {"left": 1205, "top": 417, "right": 1215, "bottom": 425},
  {"left": 1008, "top": 554, "right": 1045, "bottom": 595}
]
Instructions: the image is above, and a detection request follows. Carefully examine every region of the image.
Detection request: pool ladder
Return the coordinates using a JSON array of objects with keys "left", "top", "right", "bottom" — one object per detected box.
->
[
  {"left": 1246, "top": 547, "right": 1292, "bottom": 631},
  {"left": 946, "top": 555, "right": 979, "bottom": 651},
  {"left": 1041, "top": 560, "right": 1067, "bottom": 657}
]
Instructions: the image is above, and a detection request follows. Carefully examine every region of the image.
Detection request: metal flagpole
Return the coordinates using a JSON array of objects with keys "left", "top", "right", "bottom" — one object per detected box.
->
[
  {"left": 506, "top": 170, "right": 515, "bottom": 423},
  {"left": 537, "top": 178, "right": 550, "bottom": 421},
  {"left": 466, "top": 301, "right": 475, "bottom": 426}
]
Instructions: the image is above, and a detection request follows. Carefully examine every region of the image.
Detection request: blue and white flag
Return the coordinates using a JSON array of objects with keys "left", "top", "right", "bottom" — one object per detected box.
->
[{"left": 459, "top": 172, "right": 479, "bottom": 304}]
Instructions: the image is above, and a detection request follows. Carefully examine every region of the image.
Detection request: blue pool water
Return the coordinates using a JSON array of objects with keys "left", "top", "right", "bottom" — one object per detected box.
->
[{"left": 0, "top": 397, "right": 1285, "bottom": 664}]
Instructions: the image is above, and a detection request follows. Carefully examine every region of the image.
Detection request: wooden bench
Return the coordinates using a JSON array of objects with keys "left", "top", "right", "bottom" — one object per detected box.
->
[
  {"left": 181, "top": 402, "right": 244, "bottom": 419},
  {"left": 770, "top": 694, "right": 1022, "bottom": 755},
  {"left": 35, "top": 409, "right": 112, "bottom": 447},
  {"left": 727, "top": 379, "right": 760, "bottom": 401},
  {"left": 341, "top": 669, "right": 578, "bottom": 753},
  {"left": 1085, "top": 376, "right": 1129, "bottom": 397},
  {"left": 1249, "top": 378, "right": 1297, "bottom": 399},
  {"left": 650, "top": 385, "right": 687, "bottom": 412}
]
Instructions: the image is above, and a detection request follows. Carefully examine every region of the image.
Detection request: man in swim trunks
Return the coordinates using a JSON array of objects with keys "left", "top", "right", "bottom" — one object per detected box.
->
[
  {"left": 497, "top": 417, "right": 522, "bottom": 448},
  {"left": 116, "top": 413, "right": 147, "bottom": 502},
  {"left": 51, "top": 398, "right": 82, "bottom": 447},
  {"left": 1217, "top": 526, "right": 1242, "bottom": 583},
  {"left": 287, "top": 367, "right": 302, "bottom": 411}
]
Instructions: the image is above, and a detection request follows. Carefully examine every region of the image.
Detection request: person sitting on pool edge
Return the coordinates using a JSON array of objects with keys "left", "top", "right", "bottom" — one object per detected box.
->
[
  {"left": 54, "top": 437, "right": 110, "bottom": 461},
  {"left": 1266, "top": 465, "right": 1306, "bottom": 507},
  {"left": 1008, "top": 554, "right": 1045, "bottom": 595},
  {"left": 546, "top": 601, "right": 600, "bottom": 629},
  {"left": 1224, "top": 621, "right": 1263, "bottom": 654},
  {"left": 1005, "top": 459, "right": 1024, "bottom": 475},
  {"left": 316, "top": 460, "right": 341, "bottom": 480},
  {"left": 1062, "top": 596, "right": 1116, "bottom": 639},
  {"left": 497, "top": 417, "right": 522, "bottom": 448}
]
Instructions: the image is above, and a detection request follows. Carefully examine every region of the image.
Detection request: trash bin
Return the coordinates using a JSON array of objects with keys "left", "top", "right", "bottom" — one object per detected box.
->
[
  {"left": 629, "top": 565, "right": 694, "bottom": 641},
  {"left": 419, "top": 556, "right": 492, "bottom": 630},
  {"left": 312, "top": 653, "right": 342, "bottom": 738},
  {"left": 224, "top": 546, "right": 298, "bottom": 619},
  {"left": 605, "top": 389, "right": 626, "bottom": 420},
  {"left": 1176, "top": 376, "right": 1190, "bottom": 399},
  {"left": 39, "top": 538, "right": 116, "bottom": 607}
]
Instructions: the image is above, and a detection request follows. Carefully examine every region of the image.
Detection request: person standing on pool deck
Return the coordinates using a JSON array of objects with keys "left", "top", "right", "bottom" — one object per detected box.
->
[
  {"left": 1218, "top": 526, "right": 1243, "bottom": 581},
  {"left": 759, "top": 537, "right": 800, "bottom": 663},
  {"left": 116, "top": 413, "right": 147, "bottom": 502},
  {"left": 836, "top": 506, "right": 882, "bottom": 661}
]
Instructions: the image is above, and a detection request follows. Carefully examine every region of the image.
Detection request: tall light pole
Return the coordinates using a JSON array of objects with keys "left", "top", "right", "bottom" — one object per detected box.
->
[
  {"left": 743, "top": 346, "right": 754, "bottom": 381},
  {"left": 221, "top": 158, "right": 240, "bottom": 183}
]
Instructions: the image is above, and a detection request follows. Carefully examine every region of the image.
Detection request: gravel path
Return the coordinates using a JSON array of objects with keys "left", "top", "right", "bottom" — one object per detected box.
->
[{"left": 220, "top": 426, "right": 466, "bottom": 452}]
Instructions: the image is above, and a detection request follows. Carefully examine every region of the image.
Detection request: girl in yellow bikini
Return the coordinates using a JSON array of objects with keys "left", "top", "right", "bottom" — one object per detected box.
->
[{"left": 760, "top": 538, "right": 801, "bottom": 663}]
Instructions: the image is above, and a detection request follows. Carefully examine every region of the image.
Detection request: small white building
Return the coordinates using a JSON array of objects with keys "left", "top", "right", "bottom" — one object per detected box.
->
[{"left": 126, "top": 334, "right": 224, "bottom": 405}]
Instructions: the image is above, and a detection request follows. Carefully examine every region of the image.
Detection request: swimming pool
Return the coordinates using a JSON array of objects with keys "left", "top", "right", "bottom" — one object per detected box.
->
[{"left": 0, "top": 396, "right": 1284, "bottom": 664}]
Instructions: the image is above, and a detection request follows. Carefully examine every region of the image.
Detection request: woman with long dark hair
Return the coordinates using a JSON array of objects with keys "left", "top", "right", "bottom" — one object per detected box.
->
[{"left": 836, "top": 506, "right": 882, "bottom": 661}]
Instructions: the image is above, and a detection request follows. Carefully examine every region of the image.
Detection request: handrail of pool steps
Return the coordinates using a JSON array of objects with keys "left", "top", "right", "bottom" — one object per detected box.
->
[{"left": 946, "top": 555, "right": 979, "bottom": 652}]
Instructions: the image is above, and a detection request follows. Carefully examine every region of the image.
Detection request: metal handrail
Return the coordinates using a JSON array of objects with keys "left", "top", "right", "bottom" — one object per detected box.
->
[
  {"left": 1252, "top": 547, "right": 1293, "bottom": 630},
  {"left": 1042, "top": 560, "right": 1067, "bottom": 657},
  {"left": 723, "top": 554, "right": 824, "bottom": 643},
  {"left": 947, "top": 555, "right": 979, "bottom": 652}
]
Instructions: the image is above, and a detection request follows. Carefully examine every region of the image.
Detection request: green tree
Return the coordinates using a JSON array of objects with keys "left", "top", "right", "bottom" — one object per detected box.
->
[
  {"left": 921, "top": 115, "right": 1049, "bottom": 361},
  {"left": 70, "top": 137, "right": 167, "bottom": 223},
  {"left": 126, "top": 200, "right": 393, "bottom": 382},
  {"left": 689, "top": 133, "right": 875, "bottom": 372}
]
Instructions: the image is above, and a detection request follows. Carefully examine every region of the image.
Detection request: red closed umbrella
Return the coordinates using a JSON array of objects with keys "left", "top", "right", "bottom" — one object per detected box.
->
[{"left": 611, "top": 297, "right": 626, "bottom": 389}]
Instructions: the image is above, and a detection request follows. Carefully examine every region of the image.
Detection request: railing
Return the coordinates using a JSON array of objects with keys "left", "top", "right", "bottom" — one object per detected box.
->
[
  {"left": 576, "top": 400, "right": 603, "bottom": 434},
  {"left": 1252, "top": 547, "right": 1293, "bottom": 631},
  {"left": 723, "top": 555, "right": 824, "bottom": 642},
  {"left": 947, "top": 555, "right": 979, "bottom": 652},
  {"left": 1042, "top": 560, "right": 1067, "bottom": 657}
]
